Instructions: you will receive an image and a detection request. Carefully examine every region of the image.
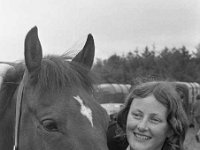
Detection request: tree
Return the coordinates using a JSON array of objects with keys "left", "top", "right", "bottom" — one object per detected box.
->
[{"left": 92, "top": 45, "right": 199, "bottom": 84}]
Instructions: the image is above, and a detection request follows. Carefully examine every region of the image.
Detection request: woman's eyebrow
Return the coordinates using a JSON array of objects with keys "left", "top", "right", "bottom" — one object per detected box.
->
[
  {"left": 150, "top": 113, "right": 163, "bottom": 118},
  {"left": 131, "top": 109, "right": 142, "bottom": 113}
]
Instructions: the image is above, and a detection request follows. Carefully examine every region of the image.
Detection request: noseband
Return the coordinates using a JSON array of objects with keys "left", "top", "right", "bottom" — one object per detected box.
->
[{"left": 13, "top": 71, "right": 27, "bottom": 150}]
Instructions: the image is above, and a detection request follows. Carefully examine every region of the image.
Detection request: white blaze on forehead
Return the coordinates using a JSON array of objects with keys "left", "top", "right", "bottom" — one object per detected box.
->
[
  {"left": 73, "top": 95, "right": 93, "bottom": 127},
  {"left": 0, "top": 63, "right": 14, "bottom": 89}
]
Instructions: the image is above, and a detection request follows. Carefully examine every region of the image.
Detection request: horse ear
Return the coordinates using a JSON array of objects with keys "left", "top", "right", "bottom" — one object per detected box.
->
[
  {"left": 72, "top": 34, "right": 95, "bottom": 70},
  {"left": 24, "top": 26, "right": 42, "bottom": 74}
]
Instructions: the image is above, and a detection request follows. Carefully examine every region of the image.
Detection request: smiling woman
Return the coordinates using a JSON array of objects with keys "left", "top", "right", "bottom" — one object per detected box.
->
[{"left": 116, "top": 81, "right": 189, "bottom": 150}]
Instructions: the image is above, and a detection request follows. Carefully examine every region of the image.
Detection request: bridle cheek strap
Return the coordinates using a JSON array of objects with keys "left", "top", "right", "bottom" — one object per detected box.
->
[{"left": 13, "top": 71, "right": 27, "bottom": 150}]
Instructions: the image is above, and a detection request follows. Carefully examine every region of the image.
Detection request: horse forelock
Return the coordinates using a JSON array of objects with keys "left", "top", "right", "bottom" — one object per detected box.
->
[{"left": 32, "top": 55, "right": 95, "bottom": 93}]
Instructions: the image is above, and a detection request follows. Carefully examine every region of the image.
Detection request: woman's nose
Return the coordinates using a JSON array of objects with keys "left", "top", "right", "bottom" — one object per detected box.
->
[{"left": 137, "top": 119, "right": 148, "bottom": 131}]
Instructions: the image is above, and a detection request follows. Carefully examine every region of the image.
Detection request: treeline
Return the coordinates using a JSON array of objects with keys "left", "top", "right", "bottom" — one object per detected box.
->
[{"left": 92, "top": 46, "right": 200, "bottom": 84}]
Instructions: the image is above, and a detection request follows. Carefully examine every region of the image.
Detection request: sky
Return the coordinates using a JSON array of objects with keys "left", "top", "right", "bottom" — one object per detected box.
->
[{"left": 0, "top": 0, "right": 200, "bottom": 62}]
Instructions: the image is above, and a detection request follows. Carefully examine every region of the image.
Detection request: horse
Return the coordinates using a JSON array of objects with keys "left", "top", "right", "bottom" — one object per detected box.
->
[{"left": 0, "top": 27, "right": 109, "bottom": 150}]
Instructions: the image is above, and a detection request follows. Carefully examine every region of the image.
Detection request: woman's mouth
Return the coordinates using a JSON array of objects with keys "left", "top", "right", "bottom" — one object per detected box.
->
[{"left": 134, "top": 132, "right": 151, "bottom": 141}]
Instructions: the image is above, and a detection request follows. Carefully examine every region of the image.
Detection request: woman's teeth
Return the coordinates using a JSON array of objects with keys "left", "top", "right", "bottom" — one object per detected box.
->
[{"left": 134, "top": 133, "right": 151, "bottom": 140}]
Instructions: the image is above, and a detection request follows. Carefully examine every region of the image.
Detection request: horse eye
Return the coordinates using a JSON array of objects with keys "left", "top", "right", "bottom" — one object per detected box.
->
[{"left": 42, "top": 120, "right": 59, "bottom": 132}]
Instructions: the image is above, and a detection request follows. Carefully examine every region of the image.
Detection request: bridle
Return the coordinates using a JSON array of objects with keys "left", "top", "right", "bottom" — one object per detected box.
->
[{"left": 13, "top": 71, "right": 27, "bottom": 150}]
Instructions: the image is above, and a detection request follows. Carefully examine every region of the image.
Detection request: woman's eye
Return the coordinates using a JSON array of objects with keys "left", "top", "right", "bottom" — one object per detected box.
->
[
  {"left": 150, "top": 118, "right": 161, "bottom": 124},
  {"left": 132, "top": 113, "right": 142, "bottom": 119},
  {"left": 42, "top": 120, "right": 59, "bottom": 132}
]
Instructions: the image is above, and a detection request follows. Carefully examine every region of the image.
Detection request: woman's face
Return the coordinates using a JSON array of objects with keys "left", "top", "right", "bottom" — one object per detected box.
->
[{"left": 126, "top": 95, "right": 171, "bottom": 150}]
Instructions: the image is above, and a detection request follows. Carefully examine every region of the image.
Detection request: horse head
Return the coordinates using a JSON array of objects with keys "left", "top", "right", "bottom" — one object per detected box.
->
[{"left": 0, "top": 27, "right": 109, "bottom": 150}]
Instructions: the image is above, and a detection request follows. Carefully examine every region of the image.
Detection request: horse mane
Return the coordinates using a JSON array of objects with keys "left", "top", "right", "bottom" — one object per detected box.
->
[{"left": 30, "top": 55, "right": 95, "bottom": 93}]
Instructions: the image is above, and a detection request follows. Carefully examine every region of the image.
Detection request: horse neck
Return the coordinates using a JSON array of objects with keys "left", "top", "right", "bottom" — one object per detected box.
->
[{"left": 0, "top": 83, "right": 18, "bottom": 150}]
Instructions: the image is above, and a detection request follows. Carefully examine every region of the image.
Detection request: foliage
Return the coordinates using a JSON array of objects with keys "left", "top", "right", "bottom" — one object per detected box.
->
[{"left": 92, "top": 46, "right": 200, "bottom": 84}]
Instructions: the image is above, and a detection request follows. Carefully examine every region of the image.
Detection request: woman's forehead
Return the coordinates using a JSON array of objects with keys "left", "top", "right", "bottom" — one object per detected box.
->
[{"left": 130, "top": 95, "right": 167, "bottom": 117}]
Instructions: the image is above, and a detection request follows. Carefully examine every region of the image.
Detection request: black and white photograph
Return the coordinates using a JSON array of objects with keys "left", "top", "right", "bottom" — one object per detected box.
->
[{"left": 0, "top": 0, "right": 200, "bottom": 150}]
